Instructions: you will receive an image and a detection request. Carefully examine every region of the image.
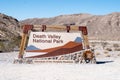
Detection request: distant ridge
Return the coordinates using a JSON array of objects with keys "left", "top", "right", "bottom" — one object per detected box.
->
[
  {"left": 74, "top": 37, "right": 82, "bottom": 43},
  {"left": 20, "top": 12, "right": 120, "bottom": 40},
  {"left": 26, "top": 45, "right": 40, "bottom": 51}
]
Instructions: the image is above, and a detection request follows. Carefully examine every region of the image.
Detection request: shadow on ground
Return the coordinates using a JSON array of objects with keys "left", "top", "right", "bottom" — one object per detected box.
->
[{"left": 96, "top": 61, "right": 114, "bottom": 64}]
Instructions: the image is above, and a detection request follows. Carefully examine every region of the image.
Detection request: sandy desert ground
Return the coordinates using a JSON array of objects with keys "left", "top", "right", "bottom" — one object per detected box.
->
[{"left": 0, "top": 41, "right": 120, "bottom": 80}]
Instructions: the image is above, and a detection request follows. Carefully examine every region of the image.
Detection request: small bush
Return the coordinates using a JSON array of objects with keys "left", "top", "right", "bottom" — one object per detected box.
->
[
  {"left": 104, "top": 51, "right": 108, "bottom": 54},
  {"left": 106, "top": 48, "right": 112, "bottom": 51},
  {"left": 117, "top": 53, "right": 120, "bottom": 56},
  {"left": 96, "top": 52, "right": 100, "bottom": 55},
  {"left": 105, "top": 54, "right": 111, "bottom": 57},
  {"left": 114, "top": 48, "right": 120, "bottom": 51},
  {"left": 113, "top": 44, "right": 119, "bottom": 48}
]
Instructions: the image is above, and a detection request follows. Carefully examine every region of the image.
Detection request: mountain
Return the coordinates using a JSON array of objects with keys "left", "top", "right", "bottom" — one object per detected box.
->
[
  {"left": 26, "top": 45, "right": 40, "bottom": 50},
  {"left": 0, "top": 13, "right": 20, "bottom": 37},
  {"left": 74, "top": 37, "right": 82, "bottom": 43},
  {"left": 26, "top": 41, "right": 83, "bottom": 58},
  {"left": 20, "top": 12, "right": 120, "bottom": 40},
  {"left": 1, "top": 12, "right": 120, "bottom": 51},
  {"left": 0, "top": 13, "right": 20, "bottom": 52}
]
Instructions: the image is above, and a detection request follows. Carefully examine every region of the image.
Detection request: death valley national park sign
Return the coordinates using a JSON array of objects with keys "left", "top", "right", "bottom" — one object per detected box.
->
[{"left": 24, "top": 32, "right": 83, "bottom": 58}]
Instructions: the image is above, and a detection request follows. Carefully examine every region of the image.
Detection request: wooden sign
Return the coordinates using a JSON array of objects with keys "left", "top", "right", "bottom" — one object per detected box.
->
[{"left": 24, "top": 32, "right": 83, "bottom": 58}]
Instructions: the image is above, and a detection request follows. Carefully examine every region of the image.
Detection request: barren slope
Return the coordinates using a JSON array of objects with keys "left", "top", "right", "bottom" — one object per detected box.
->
[{"left": 21, "top": 12, "right": 120, "bottom": 40}]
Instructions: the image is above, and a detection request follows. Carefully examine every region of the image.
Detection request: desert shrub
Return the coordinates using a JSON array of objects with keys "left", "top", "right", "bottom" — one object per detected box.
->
[
  {"left": 96, "top": 52, "right": 100, "bottom": 55},
  {"left": 114, "top": 48, "right": 120, "bottom": 51},
  {"left": 91, "top": 44, "right": 96, "bottom": 48},
  {"left": 101, "top": 42, "right": 108, "bottom": 49},
  {"left": 70, "top": 22, "right": 76, "bottom": 25},
  {"left": 0, "top": 36, "right": 21, "bottom": 52},
  {"left": 105, "top": 54, "right": 111, "bottom": 57},
  {"left": 0, "top": 42, "right": 5, "bottom": 52},
  {"left": 104, "top": 51, "right": 108, "bottom": 54},
  {"left": 105, "top": 48, "right": 112, "bottom": 51},
  {"left": 104, "top": 51, "right": 111, "bottom": 57},
  {"left": 117, "top": 53, "right": 120, "bottom": 56},
  {"left": 113, "top": 44, "right": 119, "bottom": 48}
]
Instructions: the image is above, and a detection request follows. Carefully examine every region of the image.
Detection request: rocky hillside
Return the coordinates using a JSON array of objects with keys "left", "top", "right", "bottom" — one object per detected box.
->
[
  {"left": 0, "top": 13, "right": 20, "bottom": 52},
  {"left": 21, "top": 12, "right": 120, "bottom": 40},
  {"left": 0, "top": 12, "right": 120, "bottom": 51}
]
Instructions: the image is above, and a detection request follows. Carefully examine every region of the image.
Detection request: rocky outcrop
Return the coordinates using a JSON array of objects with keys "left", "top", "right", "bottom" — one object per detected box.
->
[
  {"left": 0, "top": 13, "right": 20, "bottom": 52},
  {"left": 0, "top": 13, "right": 20, "bottom": 39}
]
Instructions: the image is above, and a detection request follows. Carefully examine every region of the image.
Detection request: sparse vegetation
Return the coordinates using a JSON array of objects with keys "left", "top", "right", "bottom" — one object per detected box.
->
[
  {"left": 0, "top": 13, "right": 20, "bottom": 52},
  {"left": 114, "top": 48, "right": 120, "bottom": 51},
  {"left": 0, "top": 36, "right": 21, "bottom": 52},
  {"left": 105, "top": 54, "right": 111, "bottom": 57},
  {"left": 105, "top": 48, "right": 112, "bottom": 51},
  {"left": 91, "top": 44, "right": 96, "bottom": 48},
  {"left": 0, "top": 41, "right": 5, "bottom": 52},
  {"left": 21, "top": 12, "right": 120, "bottom": 41},
  {"left": 104, "top": 51, "right": 109, "bottom": 54},
  {"left": 117, "top": 53, "right": 120, "bottom": 56},
  {"left": 95, "top": 52, "right": 101, "bottom": 56},
  {"left": 113, "top": 44, "right": 119, "bottom": 48},
  {"left": 101, "top": 42, "right": 108, "bottom": 49}
]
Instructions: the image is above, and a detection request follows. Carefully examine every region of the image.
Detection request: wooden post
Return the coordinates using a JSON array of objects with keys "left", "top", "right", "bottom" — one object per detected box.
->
[
  {"left": 42, "top": 25, "right": 46, "bottom": 32},
  {"left": 79, "top": 26, "right": 90, "bottom": 49},
  {"left": 66, "top": 26, "right": 70, "bottom": 33},
  {"left": 18, "top": 25, "right": 33, "bottom": 58}
]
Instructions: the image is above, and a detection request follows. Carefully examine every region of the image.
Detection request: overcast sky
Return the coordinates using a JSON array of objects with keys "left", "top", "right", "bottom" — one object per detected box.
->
[{"left": 0, "top": 0, "right": 120, "bottom": 20}]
